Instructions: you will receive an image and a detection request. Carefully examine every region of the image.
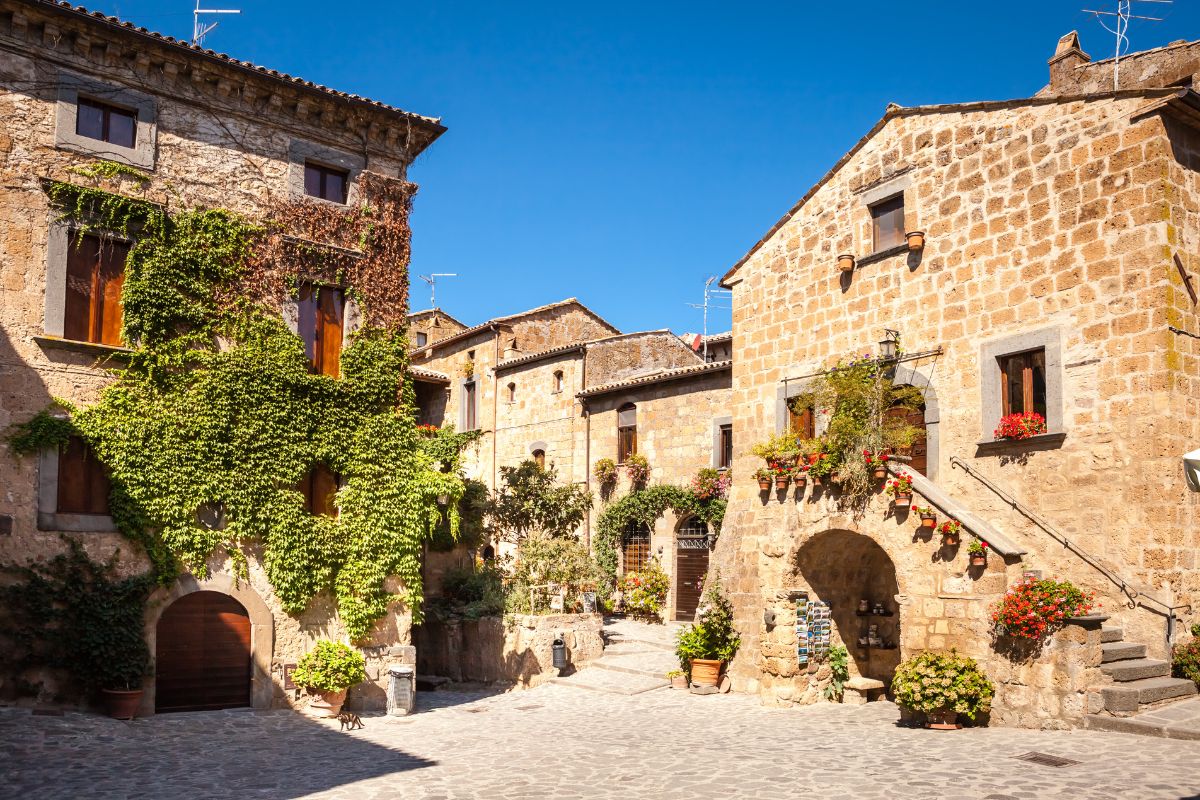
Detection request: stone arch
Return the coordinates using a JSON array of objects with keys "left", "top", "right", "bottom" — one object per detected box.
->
[
  {"left": 142, "top": 573, "right": 275, "bottom": 715},
  {"left": 790, "top": 528, "right": 902, "bottom": 686},
  {"left": 889, "top": 363, "right": 940, "bottom": 481},
  {"left": 527, "top": 440, "right": 548, "bottom": 455}
]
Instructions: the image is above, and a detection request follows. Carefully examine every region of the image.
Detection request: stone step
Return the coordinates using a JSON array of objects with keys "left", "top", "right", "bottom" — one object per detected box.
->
[
  {"left": 602, "top": 634, "right": 676, "bottom": 653},
  {"left": 1085, "top": 695, "right": 1200, "bottom": 741},
  {"left": 1100, "top": 658, "right": 1172, "bottom": 682},
  {"left": 589, "top": 652, "right": 678, "bottom": 679},
  {"left": 1100, "top": 627, "right": 1123, "bottom": 644},
  {"left": 1101, "top": 676, "right": 1198, "bottom": 714},
  {"left": 548, "top": 666, "right": 668, "bottom": 696},
  {"left": 1101, "top": 641, "right": 1147, "bottom": 663}
]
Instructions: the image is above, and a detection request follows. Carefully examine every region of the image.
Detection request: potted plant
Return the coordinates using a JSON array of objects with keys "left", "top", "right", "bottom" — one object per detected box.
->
[
  {"left": 751, "top": 433, "right": 800, "bottom": 469},
  {"left": 666, "top": 669, "right": 689, "bottom": 689},
  {"left": 772, "top": 462, "right": 791, "bottom": 490},
  {"left": 837, "top": 253, "right": 855, "bottom": 273},
  {"left": 675, "top": 577, "right": 740, "bottom": 687},
  {"left": 863, "top": 450, "right": 889, "bottom": 480},
  {"left": 593, "top": 458, "right": 618, "bottom": 495},
  {"left": 619, "top": 559, "right": 670, "bottom": 623},
  {"left": 991, "top": 578, "right": 1095, "bottom": 640},
  {"left": 911, "top": 504, "right": 937, "bottom": 529},
  {"left": 807, "top": 452, "right": 835, "bottom": 487},
  {"left": 1171, "top": 624, "right": 1200, "bottom": 689},
  {"left": 885, "top": 471, "right": 913, "bottom": 505},
  {"left": 968, "top": 539, "right": 988, "bottom": 566},
  {"left": 793, "top": 464, "right": 808, "bottom": 490},
  {"left": 625, "top": 453, "right": 650, "bottom": 488},
  {"left": 292, "top": 640, "right": 367, "bottom": 718},
  {"left": 905, "top": 230, "right": 926, "bottom": 251},
  {"left": 939, "top": 518, "right": 962, "bottom": 546},
  {"left": 459, "top": 359, "right": 475, "bottom": 379},
  {"left": 754, "top": 467, "right": 772, "bottom": 491},
  {"left": 993, "top": 411, "right": 1047, "bottom": 441},
  {"left": 892, "top": 650, "right": 994, "bottom": 730},
  {"left": 691, "top": 467, "right": 730, "bottom": 501}
]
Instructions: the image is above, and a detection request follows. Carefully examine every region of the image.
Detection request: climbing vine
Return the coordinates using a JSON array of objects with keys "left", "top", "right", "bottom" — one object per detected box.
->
[{"left": 9, "top": 164, "right": 464, "bottom": 642}]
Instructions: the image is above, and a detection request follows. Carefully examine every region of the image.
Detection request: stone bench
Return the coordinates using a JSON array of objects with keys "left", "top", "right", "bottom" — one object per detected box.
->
[{"left": 843, "top": 676, "right": 885, "bottom": 705}]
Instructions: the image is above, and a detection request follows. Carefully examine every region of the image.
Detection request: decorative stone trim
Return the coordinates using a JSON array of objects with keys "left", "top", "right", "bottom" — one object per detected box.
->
[
  {"left": 33, "top": 335, "right": 135, "bottom": 360},
  {"left": 54, "top": 70, "right": 157, "bottom": 170},
  {"left": 974, "top": 431, "right": 1068, "bottom": 456},
  {"left": 979, "top": 326, "right": 1064, "bottom": 441},
  {"left": 856, "top": 243, "right": 910, "bottom": 268}
]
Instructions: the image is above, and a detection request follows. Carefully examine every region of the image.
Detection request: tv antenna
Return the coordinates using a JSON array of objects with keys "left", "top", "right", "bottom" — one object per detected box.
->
[
  {"left": 1083, "top": 1, "right": 1171, "bottom": 89},
  {"left": 685, "top": 276, "right": 732, "bottom": 361},
  {"left": 417, "top": 273, "right": 457, "bottom": 309},
  {"left": 192, "top": 1, "right": 241, "bottom": 48}
]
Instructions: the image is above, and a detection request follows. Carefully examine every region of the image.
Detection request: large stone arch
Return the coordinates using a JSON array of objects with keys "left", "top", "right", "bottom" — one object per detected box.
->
[
  {"left": 889, "top": 363, "right": 940, "bottom": 481},
  {"left": 141, "top": 573, "right": 275, "bottom": 715}
]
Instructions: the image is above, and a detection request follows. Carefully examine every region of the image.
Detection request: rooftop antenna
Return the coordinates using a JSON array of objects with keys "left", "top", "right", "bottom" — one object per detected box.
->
[
  {"left": 685, "top": 276, "right": 731, "bottom": 361},
  {"left": 192, "top": 0, "right": 241, "bottom": 48},
  {"left": 1083, "top": 0, "right": 1171, "bottom": 89},
  {"left": 417, "top": 273, "right": 457, "bottom": 310}
]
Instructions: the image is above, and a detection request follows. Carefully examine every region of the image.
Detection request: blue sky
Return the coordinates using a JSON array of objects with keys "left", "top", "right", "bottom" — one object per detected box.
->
[{"left": 95, "top": 1, "right": 1199, "bottom": 334}]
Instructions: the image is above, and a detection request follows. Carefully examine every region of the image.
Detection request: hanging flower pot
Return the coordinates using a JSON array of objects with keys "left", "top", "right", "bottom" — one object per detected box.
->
[
  {"left": 885, "top": 472, "right": 914, "bottom": 506},
  {"left": 940, "top": 518, "right": 962, "bottom": 546},
  {"left": 837, "top": 253, "right": 856, "bottom": 273},
  {"left": 863, "top": 450, "right": 889, "bottom": 480},
  {"left": 774, "top": 474, "right": 790, "bottom": 490},
  {"left": 912, "top": 506, "right": 937, "bottom": 529},
  {"left": 793, "top": 472, "right": 807, "bottom": 490},
  {"left": 755, "top": 468, "right": 771, "bottom": 491},
  {"left": 905, "top": 230, "right": 926, "bottom": 251},
  {"left": 968, "top": 539, "right": 989, "bottom": 566}
]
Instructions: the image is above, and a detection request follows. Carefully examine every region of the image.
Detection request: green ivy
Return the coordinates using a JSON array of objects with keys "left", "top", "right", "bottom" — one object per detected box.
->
[
  {"left": 594, "top": 485, "right": 725, "bottom": 586},
  {"left": 7, "top": 401, "right": 77, "bottom": 456}
]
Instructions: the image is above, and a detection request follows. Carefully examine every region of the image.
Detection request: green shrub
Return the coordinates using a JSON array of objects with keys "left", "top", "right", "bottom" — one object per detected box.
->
[
  {"left": 431, "top": 562, "right": 507, "bottom": 620},
  {"left": 823, "top": 644, "right": 849, "bottom": 701},
  {"left": 506, "top": 533, "right": 604, "bottom": 614},
  {"left": 675, "top": 576, "right": 741, "bottom": 672},
  {"left": 291, "top": 640, "right": 366, "bottom": 693},
  {"left": 891, "top": 650, "right": 994, "bottom": 721},
  {"left": 1173, "top": 637, "right": 1200, "bottom": 688},
  {"left": 619, "top": 558, "right": 670, "bottom": 621}
]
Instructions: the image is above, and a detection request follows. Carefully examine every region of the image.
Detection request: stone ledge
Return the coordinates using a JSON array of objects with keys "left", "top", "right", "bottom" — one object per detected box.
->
[
  {"left": 33, "top": 335, "right": 135, "bottom": 360},
  {"left": 973, "top": 432, "right": 1067, "bottom": 456}
]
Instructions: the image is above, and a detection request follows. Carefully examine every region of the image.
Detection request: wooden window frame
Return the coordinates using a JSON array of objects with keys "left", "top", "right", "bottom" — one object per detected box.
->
[
  {"left": 532, "top": 449, "right": 546, "bottom": 469},
  {"left": 55, "top": 436, "right": 111, "bottom": 516},
  {"left": 621, "top": 521, "right": 651, "bottom": 574},
  {"left": 303, "top": 161, "right": 349, "bottom": 204},
  {"left": 75, "top": 96, "right": 137, "bottom": 148},
  {"left": 64, "top": 231, "right": 128, "bottom": 346},
  {"left": 617, "top": 403, "right": 637, "bottom": 464},
  {"left": 463, "top": 380, "right": 478, "bottom": 431},
  {"left": 788, "top": 401, "right": 815, "bottom": 439},
  {"left": 718, "top": 423, "right": 733, "bottom": 470},
  {"left": 869, "top": 193, "right": 906, "bottom": 252},
  {"left": 998, "top": 348, "right": 1048, "bottom": 418},
  {"left": 296, "top": 282, "right": 345, "bottom": 377},
  {"left": 553, "top": 370, "right": 564, "bottom": 393},
  {"left": 415, "top": 331, "right": 428, "bottom": 347},
  {"left": 299, "top": 464, "right": 340, "bottom": 518}
]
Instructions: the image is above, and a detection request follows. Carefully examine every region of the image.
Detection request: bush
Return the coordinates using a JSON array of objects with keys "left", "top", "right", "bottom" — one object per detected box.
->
[
  {"left": 891, "top": 650, "right": 995, "bottom": 721},
  {"left": 675, "top": 576, "right": 741, "bottom": 671},
  {"left": 431, "top": 562, "right": 507, "bottom": 620},
  {"left": 619, "top": 558, "right": 670, "bottom": 621},
  {"left": 990, "top": 578, "right": 1094, "bottom": 640},
  {"left": 506, "top": 533, "right": 604, "bottom": 614},
  {"left": 291, "top": 640, "right": 366, "bottom": 693},
  {"left": 1173, "top": 632, "right": 1200, "bottom": 688}
]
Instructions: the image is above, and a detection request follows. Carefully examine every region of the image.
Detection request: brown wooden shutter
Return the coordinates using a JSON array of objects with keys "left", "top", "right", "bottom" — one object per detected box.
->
[
  {"left": 317, "top": 287, "right": 344, "bottom": 378},
  {"left": 96, "top": 239, "right": 128, "bottom": 346},
  {"left": 57, "top": 436, "right": 110, "bottom": 515}
]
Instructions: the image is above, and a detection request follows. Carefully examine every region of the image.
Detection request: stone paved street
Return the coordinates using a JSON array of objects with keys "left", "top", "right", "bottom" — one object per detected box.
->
[{"left": 4, "top": 681, "right": 1200, "bottom": 800}]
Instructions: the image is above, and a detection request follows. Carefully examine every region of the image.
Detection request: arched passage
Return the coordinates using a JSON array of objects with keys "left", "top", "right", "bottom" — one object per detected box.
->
[
  {"left": 156, "top": 591, "right": 251, "bottom": 712},
  {"left": 793, "top": 530, "right": 901, "bottom": 686}
]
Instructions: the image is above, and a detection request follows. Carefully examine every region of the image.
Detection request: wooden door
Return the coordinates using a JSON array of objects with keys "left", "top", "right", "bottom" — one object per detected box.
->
[
  {"left": 156, "top": 591, "right": 251, "bottom": 713},
  {"left": 886, "top": 403, "right": 927, "bottom": 476},
  {"left": 675, "top": 520, "right": 710, "bottom": 621}
]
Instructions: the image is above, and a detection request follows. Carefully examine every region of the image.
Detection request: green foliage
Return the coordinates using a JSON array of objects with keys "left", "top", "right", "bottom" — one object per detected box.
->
[
  {"left": 7, "top": 402, "right": 76, "bottom": 456},
  {"left": 429, "top": 478, "right": 489, "bottom": 552},
  {"left": 1172, "top": 634, "right": 1200, "bottom": 688},
  {"left": 593, "top": 458, "right": 617, "bottom": 500},
  {"left": 624, "top": 453, "right": 650, "bottom": 487},
  {"left": 45, "top": 178, "right": 167, "bottom": 243},
  {"left": 594, "top": 485, "right": 725, "bottom": 586},
  {"left": 428, "top": 562, "right": 508, "bottom": 620},
  {"left": 750, "top": 432, "right": 799, "bottom": 465},
  {"left": 618, "top": 558, "right": 670, "bottom": 621},
  {"left": 675, "top": 576, "right": 741, "bottom": 671},
  {"left": 823, "top": 644, "right": 849, "bottom": 701},
  {"left": 891, "top": 650, "right": 995, "bottom": 721},
  {"left": 0, "top": 539, "right": 153, "bottom": 692},
  {"left": 290, "top": 640, "right": 366, "bottom": 692},
  {"left": 68, "top": 160, "right": 152, "bottom": 184},
  {"left": 488, "top": 460, "right": 593, "bottom": 543},
  {"left": 506, "top": 533, "right": 604, "bottom": 614}
]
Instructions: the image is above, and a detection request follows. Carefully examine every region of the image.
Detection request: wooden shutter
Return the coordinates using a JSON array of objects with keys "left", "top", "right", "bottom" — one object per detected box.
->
[
  {"left": 719, "top": 424, "right": 733, "bottom": 469},
  {"left": 57, "top": 436, "right": 110, "bottom": 515},
  {"left": 64, "top": 233, "right": 127, "bottom": 345},
  {"left": 317, "top": 286, "right": 344, "bottom": 378},
  {"left": 96, "top": 239, "right": 127, "bottom": 346},
  {"left": 300, "top": 465, "right": 339, "bottom": 517},
  {"left": 789, "top": 403, "right": 814, "bottom": 439}
]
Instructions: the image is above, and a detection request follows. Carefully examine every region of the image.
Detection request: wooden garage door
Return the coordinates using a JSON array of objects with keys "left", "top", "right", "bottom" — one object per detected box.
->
[
  {"left": 675, "top": 518, "right": 710, "bottom": 622},
  {"left": 156, "top": 591, "right": 251, "bottom": 713}
]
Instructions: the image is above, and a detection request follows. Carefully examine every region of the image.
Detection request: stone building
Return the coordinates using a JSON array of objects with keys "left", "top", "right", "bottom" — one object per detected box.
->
[
  {"left": 0, "top": 1, "right": 443, "bottom": 713},
  {"left": 712, "top": 33, "right": 1200, "bottom": 727}
]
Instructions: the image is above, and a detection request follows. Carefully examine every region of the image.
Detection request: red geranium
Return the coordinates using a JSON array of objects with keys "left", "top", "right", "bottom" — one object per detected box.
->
[
  {"left": 993, "top": 412, "right": 1047, "bottom": 441},
  {"left": 991, "top": 578, "right": 1095, "bottom": 640}
]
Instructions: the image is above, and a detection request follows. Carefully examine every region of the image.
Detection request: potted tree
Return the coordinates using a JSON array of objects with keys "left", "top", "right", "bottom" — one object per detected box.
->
[
  {"left": 892, "top": 650, "right": 994, "bottom": 730},
  {"left": 968, "top": 539, "right": 988, "bottom": 566},
  {"left": 911, "top": 504, "right": 937, "bottom": 529},
  {"left": 885, "top": 471, "right": 914, "bottom": 505},
  {"left": 97, "top": 634, "right": 153, "bottom": 720},
  {"left": 675, "top": 577, "right": 741, "bottom": 687},
  {"left": 292, "top": 640, "right": 367, "bottom": 718}
]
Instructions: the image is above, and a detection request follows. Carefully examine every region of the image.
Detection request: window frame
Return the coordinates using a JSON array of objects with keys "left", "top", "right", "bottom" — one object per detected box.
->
[
  {"left": 75, "top": 96, "right": 138, "bottom": 149},
  {"left": 718, "top": 423, "right": 733, "bottom": 470},
  {"left": 553, "top": 370, "right": 564, "bottom": 394},
  {"left": 979, "top": 328, "right": 1064, "bottom": 445},
  {"left": 299, "top": 464, "right": 341, "bottom": 517},
  {"left": 415, "top": 331, "right": 429, "bottom": 348},
  {"left": 295, "top": 282, "right": 346, "bottom": 377},
  {"left": 288, "top": 140, "right": 364, "bottom": 206},
  {"left": 461, "top": 379, "right": 479, "bottom": 431},
  {"left": 617, "top": 403, "right": 637, "bottom": 464},
  {"left": 998, "top": 348, "right": 1048, "bottom": 419},
  {"left": 37, "top": 436, "right": 118, "bottom": 532},
  {"left": 303, "top": 160, "right": 350, "bottom": 205},
  {"left": 54, "top": 72, "right": 157, "bottom": 169},
  {"left": 869, "top": 193, "right": 906, "bottom": 253},
  {"left": 44, "top": 222, "right": 135, "bottom": 350}
]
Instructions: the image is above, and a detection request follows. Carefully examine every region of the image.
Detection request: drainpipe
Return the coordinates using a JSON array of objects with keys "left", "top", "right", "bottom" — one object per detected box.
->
[{"left": 581, "top": 350, "right": 591, "bottom": 551}]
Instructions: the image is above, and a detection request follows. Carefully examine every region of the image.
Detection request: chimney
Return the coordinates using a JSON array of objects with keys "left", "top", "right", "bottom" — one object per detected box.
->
[{"left": 1048, "top": 31, "right": 1091, "bottom": 93}]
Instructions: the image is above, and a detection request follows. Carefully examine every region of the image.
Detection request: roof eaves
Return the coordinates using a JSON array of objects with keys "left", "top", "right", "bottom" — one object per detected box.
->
[{"left": 576, "top": 360, "right": 732, "bottom": 399}]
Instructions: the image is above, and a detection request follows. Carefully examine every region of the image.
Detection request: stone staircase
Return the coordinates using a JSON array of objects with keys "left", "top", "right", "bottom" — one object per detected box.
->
[
  {"left": 1084, "top": 625, "right": 1196, "bottom": 736},
  {"left": 548, "top": 618, "right": 678, "bottom": 696}
]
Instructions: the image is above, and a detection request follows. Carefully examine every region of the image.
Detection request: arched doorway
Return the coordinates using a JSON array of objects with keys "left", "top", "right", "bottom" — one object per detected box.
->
[
  {"left": 155, "top": 591, "right": 252, "bottom": 712},
  {"left": 793, "top": 530, "right": 901, "bottom": 686},
  {"left": 674, "top": 516, "right": 710, "bottom": 621},
  {"left": 621, "top": 520, "right": 651, "bottom": 573}
]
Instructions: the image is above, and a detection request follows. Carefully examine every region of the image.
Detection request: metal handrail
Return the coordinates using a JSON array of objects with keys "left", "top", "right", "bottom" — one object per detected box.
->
[{"left": 950, "top": 455, "right": 1192, "bottom": 624}]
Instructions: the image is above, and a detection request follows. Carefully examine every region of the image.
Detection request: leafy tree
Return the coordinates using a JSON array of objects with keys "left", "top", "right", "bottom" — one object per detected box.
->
[{"left": 488, "top": 460, "right": 592, "bottom": 543}]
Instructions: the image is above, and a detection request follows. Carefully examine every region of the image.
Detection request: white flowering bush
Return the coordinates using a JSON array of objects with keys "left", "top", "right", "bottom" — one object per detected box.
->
[{"left": 891, "top": 650, "right": 994, "bottom": 720}]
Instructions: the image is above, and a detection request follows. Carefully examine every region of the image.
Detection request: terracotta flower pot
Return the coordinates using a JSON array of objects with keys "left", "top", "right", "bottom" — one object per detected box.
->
[
  {"left": 671, "top": 675, "right": 689, "bottom": 689},
  {"left": 101, "top": 688, "right": 143, "bottom": 720},
  {"left": 793, "top": 475, "right": 807, "bottom": 489},
  {"left": 690, "top": 658, "right": 722, "bottom": 687},
  {"left": 774, "top": 476, "right": 789, "bottom": 490},
  {"left": 757, "top": 478, "right": 771, "bottom": 491},
  {"left": 811, "top": 475, "right": 823, "bottom": 487},
  {"left": 926, "top": 708, "right": 960, "bottom": 730},
  {"left": 305, "top": 688, "right": 348, "bottom": 718},
  {"left": 906, "top": 231, "right": 926, "bottom": 251},
  {"left": 970, "top": 555, "right": 987, "bottom": 567},
  {"left": 920, "top": 515, "right": 937, "bottom": 529},
  {"left": 943, "top": 532, "right": 960, "bottom": 546},
  {"left": 893, "top": 492, "right": 912, "bottom": 505},
  {"left": 837, "top": 253, "right": 855, "bottom": 273},
  {"left": 872, "top": 467, "right": 887, "bottom": 480}
]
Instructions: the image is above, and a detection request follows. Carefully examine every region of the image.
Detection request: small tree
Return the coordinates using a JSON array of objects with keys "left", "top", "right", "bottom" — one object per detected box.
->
[{"left": 488, "top": 460, "right": 593, "bottom": 543}]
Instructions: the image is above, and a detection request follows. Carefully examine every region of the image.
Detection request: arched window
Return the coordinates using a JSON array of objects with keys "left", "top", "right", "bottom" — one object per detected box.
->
[
  {"left": 553, "top": 370, "right": 564, "bottom": 393},
  {"left": 622, "top": 520, "right": 651, "bottom": 574},
  {"left": 506, "top": 382, "right": 516, "bottom": 403},
  {"left": 617, "top": 403, "right": 637, "bottom": 463},
  {"left": 532, "top": 449, "right": 546, "bottom": 469},
  {"left": 678, "top": 515, "right": 709, "bottom": 540}
]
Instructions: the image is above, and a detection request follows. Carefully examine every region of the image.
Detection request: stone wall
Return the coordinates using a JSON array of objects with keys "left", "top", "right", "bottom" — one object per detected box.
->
[
  {"left": 584, "top": 331, "right": 702, "bottom": 389},
  {"left": 714, "top": 91, "right": 1200, "bottom": 725}
]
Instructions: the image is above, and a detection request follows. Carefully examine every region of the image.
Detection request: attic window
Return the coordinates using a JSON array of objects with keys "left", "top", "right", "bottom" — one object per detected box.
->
[
  {"left": 304, "top": 161, "right": 348, "bottom": 204},
  {"left": 76, "top": 97, "right": 136, "bottom": 148},
  {"left": 415, "top": 331, "right": 428, "bottom": 347},
  {"left": 553, "top": 370, "right": 564, "bottom": 393},
  {"left": 870, "top": 194, "right": 905, "bottom": 252}
]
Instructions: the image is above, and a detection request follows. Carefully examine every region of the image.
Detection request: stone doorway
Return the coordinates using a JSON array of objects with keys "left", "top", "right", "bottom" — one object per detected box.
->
[
  {"left": 155, "top": 590, "right": 252, "bottom": 713},
  {"left": 793, "top": 530, "right": 901, "bottom": 687},
  {"left": 674, "top": 516, "right": 710, "bottom": 621}
]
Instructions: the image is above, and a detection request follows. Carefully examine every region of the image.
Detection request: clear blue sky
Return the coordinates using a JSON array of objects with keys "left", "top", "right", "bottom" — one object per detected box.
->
[{"left": 94, "top": 1, "right": 1199, "bottom": 334}]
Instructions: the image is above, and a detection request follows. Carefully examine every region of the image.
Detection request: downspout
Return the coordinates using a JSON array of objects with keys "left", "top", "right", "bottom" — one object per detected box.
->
[
  {"left": 492, "top": 329, "right": 500, "bottom": 497},
  {"left": 581, "top": 350, "right": 591, "bottom": 550}
]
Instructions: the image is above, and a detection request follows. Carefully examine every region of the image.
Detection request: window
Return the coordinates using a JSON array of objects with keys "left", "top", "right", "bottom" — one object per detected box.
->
[
  {"left": 507, "top": 382, "right": 516, "bottom": 403},
  {"left": 999, "top": 349, "right": 1047, "bottom": 419},
  {"left": 299, "top": 464, "right": 339, "bottom": 517},
  {"left": 622, "top": 520, "right": 651, "bottom": 574},
  {"left": 617, "top": 403, "right": 637, "bottom": 463},
  {"left": 64, "top": 232, "right": 128, "bottom": 346},
  {"left": 553, "top": 370, "right": 564, "bottom": 393},
  {"left": 56, "top": 436, "right": 110, "bottom": 515},
  {"left": 415, "top": 331, "right": 428, "bottom": 347},
  {"left": 532, "top": 449, "right": 546, "bottom": 469},
  {"left": 870, "top": 194, "right": 905, "bottom": 251},
  {"left": 304, "top": 161, "right": 349, "bottom": 204},
  {"left": 788, "top": 400, "right": 815, "bottom": 439},
  {"left": 75, "top": 97, "right": 136, "bottom": 148},
  {"left": 463, "top": 380, "right": 477, "bottom": 430},
  {"left": 718, "top": 424, "right": 733, "bottom": 470},
  {"left": 296, "top": 283, "right": 344, "bottom": 377}
]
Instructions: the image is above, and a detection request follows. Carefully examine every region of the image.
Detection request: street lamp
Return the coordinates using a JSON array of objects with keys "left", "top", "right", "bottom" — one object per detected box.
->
[{"left": 878, "top": 329, "right": 901, "bottom": 362}]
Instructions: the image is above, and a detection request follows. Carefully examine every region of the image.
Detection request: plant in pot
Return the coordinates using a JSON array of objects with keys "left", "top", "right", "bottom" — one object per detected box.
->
[
  {"left": 807, "top": 452, "right": 836, "bottom": 487},
  {"left": 675, "top": 576, "right": 741, "bottom": 687},
  {"left": 624, "top": 453, "right": 651, "bottom": 488},
  {"left": 793, "top": 463, "right": 809, "bottom": 490},
  {"left": 885, "top": 471, "right": 913, "bottom": 505},
  {"left": 770, "top": 461, "right": 792, "bottom": 490},
  {"left": 993, "top": 411, "right": 1047, "bottom": 441},
  {"left": 967, "top": 539, "right": 989, "bottom": 566},
  {"left": 911, "top": 504, "right": 937, "bottom": 529},
  {"left": 292, "top": 640, "right": 367, "bottom": 718},
  {"left": 666, "top": 669, "right": 689, "bottom": 689},
  {"left": 892, "top": 650, "right": 994, "bottom": 730},
  {"left": 754, "top": 467, "right": 772, "bottom": 491},
  {"left": 939, "top": 518, "right": 962, "bottom": 546},
  {"left": 593, "top": 458, "right": 618, "bottom": 498},
  {"left": 990, "top": 578, "right": 1095, "bottom": 640},
  {"left": 691, "top": 467, "right": 730, "bottom": 501},
  {"left": 863, "top": 450, "right": 889, "bottom": 480}
]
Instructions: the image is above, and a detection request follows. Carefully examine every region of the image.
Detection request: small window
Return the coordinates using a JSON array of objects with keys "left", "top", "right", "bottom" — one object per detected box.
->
[
  {"left": 617, "top": 403, "right": 637, "bottom": 463},
  {"left": 463, "top": 380, "right": 477, "bottom": 430},
  {"left": 532, "top": 449, "right": 546, "bottom": 469},
  {"left": 507, "top": 382, "right": 516, "bottom": 403},
  {"left": 788, "top": 400, "right": 815, "bottom": 439},
  {"left": 999, "top": 349, "right": 1047, "bottom": 418},
  {"left": 65, "top": 232, "right": 128, "bottom": 346},
  {"left": 57, "top": 436, "right": 110, "bottom": 515},
  {"left": 622, "top": 520, "right": 651, "bottom": 574},
  {"left": 296, "top": 282, "right": 344, "bottom": 377},
  {"left": 415, "top": 331, "right": 428, "bottom": 347},
  {"left": 76, "top": 97, "right": 136, "bottom": 148},
  {"left": 299, "top": 464, "right": 339, "bottom": 517},
  {"left": 303, "top": 161, "right": 349, "bottom": 204},
  {"left": 870, "top": 194, "right": 905, "bottom": 251},
  {"left": 553, "top": 370, "right": 564, "bottom": 393},
  {"left": 718, "top": 423, "right": 733, "bottom": 470}
]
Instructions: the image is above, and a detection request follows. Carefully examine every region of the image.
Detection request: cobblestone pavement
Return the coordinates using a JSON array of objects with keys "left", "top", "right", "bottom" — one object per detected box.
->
[{"left": 4, "top": 683, "right": 1200, "bottom": 800}]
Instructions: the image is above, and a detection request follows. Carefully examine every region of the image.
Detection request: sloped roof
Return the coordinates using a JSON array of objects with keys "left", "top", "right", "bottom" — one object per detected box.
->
[
  {"left": 411, "top": 298, "right": 619, "bottom": 355},
  {"left": 493, "top": 329, "right": 693, "bottom": 372},
  {"left": 409, "top": 365, "right": 450, "bottom": 383},
  {"left": 408, "top": 308, "right": 467, "bottom": 328},
  {"left": 577, "top": 360, "right": 732, "bottom": 399}
]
